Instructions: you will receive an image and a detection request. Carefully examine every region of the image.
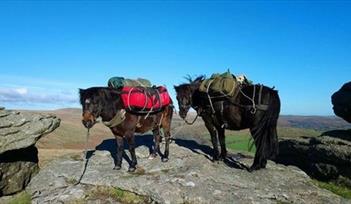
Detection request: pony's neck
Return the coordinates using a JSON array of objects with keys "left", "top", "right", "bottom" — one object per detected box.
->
[
  {"left": 190, "top": 82, "right": 202, "bottom": 109},
  {"left": 99, "top": 89, "right": 122, "bottom": 122}
]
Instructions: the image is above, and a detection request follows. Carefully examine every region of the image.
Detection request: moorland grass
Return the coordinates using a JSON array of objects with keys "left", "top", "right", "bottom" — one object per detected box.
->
[
  {"left": 312, "top": 180, "right": 351, "bottom": 199},
  {"left": 8, "top": 191, "right": 31, "bottom": 204}
]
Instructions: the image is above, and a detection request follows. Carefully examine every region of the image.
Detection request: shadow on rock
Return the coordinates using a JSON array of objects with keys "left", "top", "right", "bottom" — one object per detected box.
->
[
  {"left": 87, "top": 134, "right": 155, "bottom": 166},
  {"left": 174, "top": 138, "right": 251, "bottom": 170}
]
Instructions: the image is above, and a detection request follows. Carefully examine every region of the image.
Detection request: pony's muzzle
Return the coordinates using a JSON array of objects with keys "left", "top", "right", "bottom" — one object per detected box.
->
[
  {"left": 82, "top": 120, "right": 94, "bottom": 129},
  {"left": 179, "top": 111, "right": 187, "bottom": 119},
  {"left": 82, "top": 112, "right": 96, "bottom": 129}
]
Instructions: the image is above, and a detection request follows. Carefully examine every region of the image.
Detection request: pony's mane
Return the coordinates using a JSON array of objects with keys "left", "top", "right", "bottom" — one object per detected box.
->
[
  {"left": 185, "top": 75, "right": 205, "bottom": 84},
  {"left": 174, "top": 75, "right": 205, "bottom": 91},
  {"left": 79, "top": 87, "right": 119, "bottom": 105}
]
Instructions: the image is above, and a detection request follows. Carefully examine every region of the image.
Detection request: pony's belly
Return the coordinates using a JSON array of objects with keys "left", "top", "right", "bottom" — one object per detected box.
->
[
  {"left": 224, "top": 118, "right": 250, "bottom": 130},
  {"left": 226, "top": 126, "right": 243, "bottom": 131},
  {"left": 135, "top": 125, "right": 152, "bottom": 134}
]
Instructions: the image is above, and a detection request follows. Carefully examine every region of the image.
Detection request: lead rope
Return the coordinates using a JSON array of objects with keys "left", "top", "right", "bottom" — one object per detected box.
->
[
  {"left": 183, "top": 112, "right": 199, "bottom": 125},
  {"left": 75, "top": 128, "right": 90, "bottom": 185}
]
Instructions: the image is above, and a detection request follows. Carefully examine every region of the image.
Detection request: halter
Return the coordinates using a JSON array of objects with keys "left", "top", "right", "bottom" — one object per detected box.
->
[
  {"left": 179, "top": 104, "right": 191, "bottom": 111},
  {"left": 178, "top": 102, "right": 200, "bottom": 125}
]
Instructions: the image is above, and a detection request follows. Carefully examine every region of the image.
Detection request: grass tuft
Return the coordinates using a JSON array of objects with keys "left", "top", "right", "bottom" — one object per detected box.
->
[
  {"left": 312, "top": 179, "right": 351, "bottom": 199},
  {"left": 226, "top": 134, "right": 256, "bottom": 154},
  {"left": 86, "top": 186, "right": 151, "bottom": 204},
  {"left": 8, "top": 191, "right": 31, "bottom": 204}
]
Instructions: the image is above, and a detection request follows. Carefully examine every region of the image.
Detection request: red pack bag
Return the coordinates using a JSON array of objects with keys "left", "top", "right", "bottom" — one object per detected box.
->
[{"left": 121, "top": 86, "right": 171, "bottom": 112}]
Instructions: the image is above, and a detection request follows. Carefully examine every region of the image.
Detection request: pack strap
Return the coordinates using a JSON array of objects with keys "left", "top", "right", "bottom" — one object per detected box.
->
[{"left": 103, "top": 109, "right": 126, "bottom": 128}]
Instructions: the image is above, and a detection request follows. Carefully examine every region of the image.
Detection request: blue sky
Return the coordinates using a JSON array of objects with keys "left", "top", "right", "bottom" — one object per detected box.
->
[{"left": 0, "top": 1, "right": 350, "bottom": 115}]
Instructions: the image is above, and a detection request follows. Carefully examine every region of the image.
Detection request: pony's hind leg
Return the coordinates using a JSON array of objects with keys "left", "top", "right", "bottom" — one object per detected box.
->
[
  {"left": 157, "top": 106, "right": 173, "bottom": 162},
  {"left": 114, "top": 135, "right": 124, "bottom": 170},
  {"left": 249, "top": 127, "right": 268, "bottom": 172},
  {"left": 249, "top": 151, "right": 267, "bottom": 172},
  {"left": 161, "top": 117, "right": 172, "bottom": 162}
]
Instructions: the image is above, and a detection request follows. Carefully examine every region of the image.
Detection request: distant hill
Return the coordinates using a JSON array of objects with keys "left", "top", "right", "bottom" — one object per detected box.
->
[
  {"left": 50, "top": 108, "right": 351, "bottom": 130},
  {"left": 25, "top": 108, "right": 112, "bottom": 149},
  {"left": 278, "top": 115, "right": 351, "bottom": 131}
]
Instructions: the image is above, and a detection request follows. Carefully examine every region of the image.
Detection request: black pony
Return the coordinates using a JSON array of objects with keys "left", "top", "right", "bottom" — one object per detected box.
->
[
  {"left": 79, "top": 87, "right": 173, "bottom": 172},
  {"left": 174, "top": 76, "right": 280, "bottom": 171}
]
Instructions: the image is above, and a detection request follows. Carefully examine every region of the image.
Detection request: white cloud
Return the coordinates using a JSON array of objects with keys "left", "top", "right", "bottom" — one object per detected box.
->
[
  {"left": 15, "top": 88, "right": 28, "bottom": 95},
  {"left": 0, "top": 87, "right": 79, "bottom": 109}
]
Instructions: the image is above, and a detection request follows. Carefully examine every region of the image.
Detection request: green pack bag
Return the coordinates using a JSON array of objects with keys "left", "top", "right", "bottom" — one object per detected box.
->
[
  {"left": 108, "top": 77, "right": 152, "bottom": 88},
  {"left": 199, "top": 70, "right": 238, "bottom": 96}
]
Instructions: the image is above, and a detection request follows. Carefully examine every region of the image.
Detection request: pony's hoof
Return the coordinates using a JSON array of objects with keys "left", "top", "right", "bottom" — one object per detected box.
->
[
  {"left": 113, "top": 166, "right": 121, "bottom": 170},
  {"left": 211, "top": 159, "right": 220, "bottom": 164},
  {"left": 212, "top": 157, "right": 220, "bottom": 162},
  {"left": 161, "top": 157, "right": 169, "bottom": 162},
  {"left": 148, "top": 154, "right": 157, "bottom": 160},
  {"left": 128, "top": 167, "right": 136, "bottom": 172},
  {"left": 248, "top": 165, "right": 261, "bottom": 172},
  {"left": 219, "top": 154, "right": 227, "bottom": 161}
]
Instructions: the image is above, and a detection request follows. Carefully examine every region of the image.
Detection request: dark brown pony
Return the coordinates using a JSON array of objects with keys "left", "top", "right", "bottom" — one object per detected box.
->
[
  {"left": 174, "top": 76, "right": 280, "bottom": 171},
  {"left": 79, "top": 87, "right": 173, "bottom": 172}
]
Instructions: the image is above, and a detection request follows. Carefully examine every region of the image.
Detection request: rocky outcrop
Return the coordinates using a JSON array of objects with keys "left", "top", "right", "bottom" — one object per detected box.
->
[
  {"left": 0, "top": 109, "right": 60, "bottom": 154},
  {"left": 275, "top": 134, "right": 351, "bottom": 187},
  {"left": 0, "top": 146, "right": 39, "bottom": 196},
  {"left": 332, "top": 81, "right": 351, "bottom": 123},
  {"left": 27, "top": 137, "right": 343, "bottom": 204},
  {"left": 0, "top": 108, "right": 60, "bottom": 196}
]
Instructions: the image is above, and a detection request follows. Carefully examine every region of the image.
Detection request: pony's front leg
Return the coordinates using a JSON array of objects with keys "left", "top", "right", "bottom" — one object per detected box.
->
[
  {"left": 203, "top": 117, "right": 219, "bottom": 161},
  {"left": 149, "top": 128, "right": 161, "bottom": 159},
  {"left": 125, "top": 131, "right": 137, "bottom": 172},
  {"left": 217, "top": 127, "right": 227, "bottom": 160},
  {"left": 114, "top": 135, "right": 124, "bottom": 170}
]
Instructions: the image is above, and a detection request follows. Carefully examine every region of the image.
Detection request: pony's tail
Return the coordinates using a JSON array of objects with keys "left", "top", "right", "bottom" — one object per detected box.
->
[{"left": 251, "top": 90, "right": 280, "bottom": 161}]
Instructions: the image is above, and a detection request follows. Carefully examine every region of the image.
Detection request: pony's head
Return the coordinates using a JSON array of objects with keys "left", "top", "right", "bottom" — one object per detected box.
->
[
  {"left": 79, "top": 87, "right": 106, "bottom": 129},
  {"left": 174, "top": 75, "right": 204, "bottom": 119}
]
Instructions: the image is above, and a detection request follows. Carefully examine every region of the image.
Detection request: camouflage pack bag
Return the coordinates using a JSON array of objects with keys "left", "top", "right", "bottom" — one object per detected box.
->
[
  {"left": 199, "top": 70, "right": 238, "bottom": 96},
  {"left": 108, "top": 77, "right": 152, "bottom": 89}
]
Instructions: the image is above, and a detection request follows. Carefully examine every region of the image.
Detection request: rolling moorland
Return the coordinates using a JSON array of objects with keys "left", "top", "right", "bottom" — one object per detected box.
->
[{"left": 28, "top": 108, "right": 351, "bottom": 166}]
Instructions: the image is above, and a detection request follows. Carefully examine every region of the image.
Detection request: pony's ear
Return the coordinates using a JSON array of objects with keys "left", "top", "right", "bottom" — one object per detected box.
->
[
  {"left": 79, "top": 89, "right": 85, "bottom": 105},
  {"left": 174, "top": 85, "right": 179, "bottom": 91}
]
